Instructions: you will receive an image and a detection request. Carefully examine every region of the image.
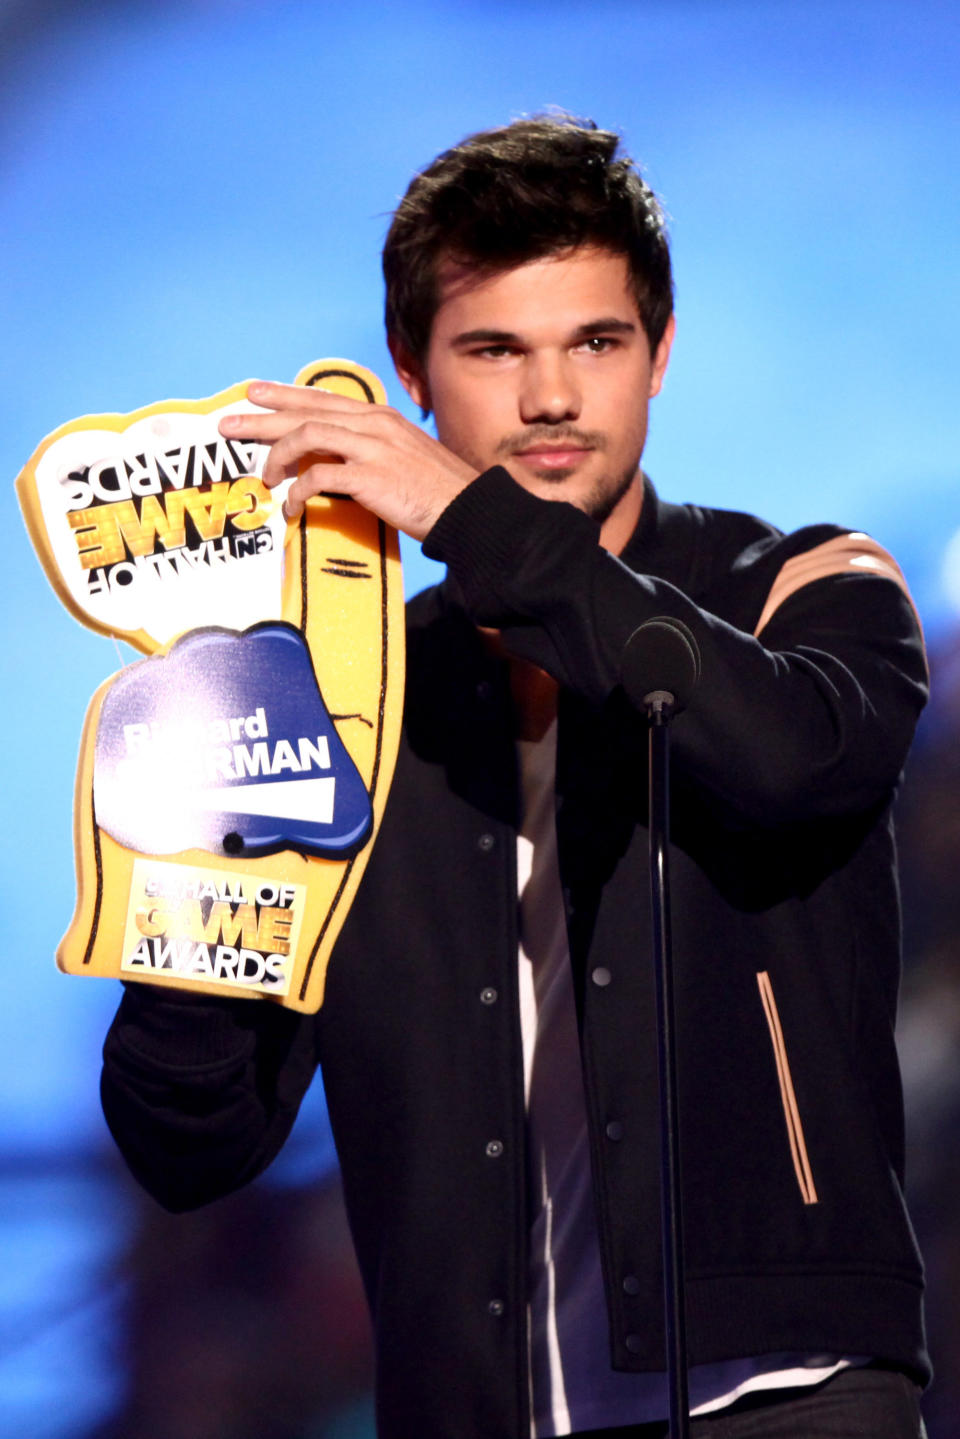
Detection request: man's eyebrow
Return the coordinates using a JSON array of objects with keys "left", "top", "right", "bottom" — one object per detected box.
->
[
  {"left": 571, "top": 318, "right": 637, "bottom": 339},
  {"left": 450, "top": 318, "right": 638, "bottom": 347},
  {"left": 451, "top": 328, "right": 521, "bottom": 346}
]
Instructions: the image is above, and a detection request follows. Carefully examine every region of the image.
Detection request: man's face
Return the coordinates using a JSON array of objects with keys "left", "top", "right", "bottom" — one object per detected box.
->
[{"left": 393, "top": 247, "right": 673, "bottom": 547}]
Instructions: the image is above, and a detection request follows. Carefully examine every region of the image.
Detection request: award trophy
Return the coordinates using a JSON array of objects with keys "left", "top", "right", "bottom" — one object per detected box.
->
[{"left": 17, "top": 360, "right": 404, "bottom": 1012}]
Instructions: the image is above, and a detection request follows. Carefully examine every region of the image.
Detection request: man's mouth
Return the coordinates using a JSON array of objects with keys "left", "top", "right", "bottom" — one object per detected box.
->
[
  {"left": 499, "top": 427, "right": 605, "bottom": 474},
  {"left": 512, "top": 444, "right": 593, "bottom": 470}
]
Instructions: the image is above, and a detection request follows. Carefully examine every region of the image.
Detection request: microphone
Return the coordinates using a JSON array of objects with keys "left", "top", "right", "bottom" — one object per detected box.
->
[{"left": 620, "top": 616, "right": 701, "bottom": 717}]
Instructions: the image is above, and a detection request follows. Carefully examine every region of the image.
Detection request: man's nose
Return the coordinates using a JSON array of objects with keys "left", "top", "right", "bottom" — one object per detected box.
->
[{"left": 519, "top": 353, "right": 581, "bottom": 423}]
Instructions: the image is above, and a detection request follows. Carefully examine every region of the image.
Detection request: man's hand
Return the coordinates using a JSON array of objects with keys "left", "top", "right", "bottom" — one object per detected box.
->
[{"left": 219, "top": 381, "right": 477, "bottom": 541}]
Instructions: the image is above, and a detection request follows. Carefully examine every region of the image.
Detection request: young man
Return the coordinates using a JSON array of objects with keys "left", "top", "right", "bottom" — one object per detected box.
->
[{"left": 101, "top": 117, "right": 930, "bottom": 1437}]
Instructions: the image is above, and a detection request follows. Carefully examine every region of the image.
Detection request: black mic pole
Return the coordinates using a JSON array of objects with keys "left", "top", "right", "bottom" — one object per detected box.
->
[
  {"left": 646, "top": 683, "right": 689, "bottom": 1439},
  {"left": 621, "top": 619, "right": 701, "bottom": 1439}
]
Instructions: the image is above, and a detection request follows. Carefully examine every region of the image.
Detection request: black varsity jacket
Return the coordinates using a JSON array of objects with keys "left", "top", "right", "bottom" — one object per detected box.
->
[{"left": 101, "top": 468, "right": 931, "bottom": 1439}]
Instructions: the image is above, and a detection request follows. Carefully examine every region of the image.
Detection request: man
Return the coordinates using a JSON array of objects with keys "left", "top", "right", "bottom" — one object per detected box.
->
[{"left": 101, "top": 116, "right": 930, "bottom": 1437}]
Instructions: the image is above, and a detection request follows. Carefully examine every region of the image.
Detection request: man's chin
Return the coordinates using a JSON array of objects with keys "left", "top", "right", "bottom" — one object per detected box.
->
[
  {"left": 527, "top": 466, "right": 578, "bottom": 485},
  {"left": 507, "top": 465, "right": 639, "bottom": 526},
  {"left": 557, "top": 472, "right": 638, "bottom": 526}
]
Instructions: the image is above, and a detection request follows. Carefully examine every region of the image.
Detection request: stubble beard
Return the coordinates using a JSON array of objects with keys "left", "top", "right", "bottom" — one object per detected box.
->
[{"left": 524, "top": 459, "right": 638, "bottom": 526}]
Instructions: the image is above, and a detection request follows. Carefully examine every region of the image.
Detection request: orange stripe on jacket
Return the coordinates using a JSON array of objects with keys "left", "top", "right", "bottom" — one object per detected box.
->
[{"left": 753, "top": 533, "right": 923, "bottom": 653}]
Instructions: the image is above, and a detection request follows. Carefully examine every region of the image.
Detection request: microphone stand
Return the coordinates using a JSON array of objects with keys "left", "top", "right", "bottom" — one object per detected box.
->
[
  {"left": 622, "top": 616, "right": 700, "bottom": 1439},
  {"left": 644, "top": 686, "right": 690, "bottom": 1439}
]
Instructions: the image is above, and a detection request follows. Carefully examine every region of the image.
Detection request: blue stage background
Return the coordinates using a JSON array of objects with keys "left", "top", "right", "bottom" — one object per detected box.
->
[{"left": 2, "top": 2, "right": 958, "bottom": 1435}]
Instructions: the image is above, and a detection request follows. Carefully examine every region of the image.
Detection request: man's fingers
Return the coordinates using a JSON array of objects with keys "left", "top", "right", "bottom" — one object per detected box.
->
[
  {"left": 222, "top": 399, "right": 397, "bottom": 454},
  {"left": 221, "top": 406, "right": 379, "bottom": 443},
  {"left": 282, "top": 466, "right": 346, "bottom": 521},
  {"left": 220, "top": 409, "right": 310, "bottom": 443},
  {"left": 219, "top": 409, "right": 382, "bottom": 489},
  {"left": 219, "top": 382, "right": 474, "bottom": 541},
  {"left": 261, "top": 420, "right": 381, "bottom": 488},
  {"left": 246, "top": 379, "right": 371, "bottom": 413}
]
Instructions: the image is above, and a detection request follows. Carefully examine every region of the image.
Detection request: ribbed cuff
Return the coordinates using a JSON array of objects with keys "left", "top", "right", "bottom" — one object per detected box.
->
[
  {"left": 423, "top": 466, "right": 598, "bottom": 622},
  {"left": 110, "top": 982, "right": 262, "bottom": 1070}
]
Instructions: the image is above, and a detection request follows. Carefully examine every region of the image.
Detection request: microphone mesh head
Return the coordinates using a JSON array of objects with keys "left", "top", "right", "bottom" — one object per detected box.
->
[{"left": 620, "top": 617, "right": 701, "bottom": 714}]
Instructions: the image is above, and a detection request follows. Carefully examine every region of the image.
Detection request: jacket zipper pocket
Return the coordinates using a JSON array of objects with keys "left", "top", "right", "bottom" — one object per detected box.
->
[{"left": 756, "top": 971, "right": 819, "bottom": 1206}]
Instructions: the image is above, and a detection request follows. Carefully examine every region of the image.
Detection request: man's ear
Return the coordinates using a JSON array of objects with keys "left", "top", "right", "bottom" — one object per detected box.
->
[
  {"left": 388, "top": 337, "right": 432, "bottom": 418},
  {"left": 649, "top": 312, "right": 676, "bottom": 398}
]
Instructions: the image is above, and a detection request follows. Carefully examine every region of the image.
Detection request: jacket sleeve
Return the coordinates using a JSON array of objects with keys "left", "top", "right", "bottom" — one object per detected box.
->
[
  {"left": 101, "top": 982, "right": 319, "bottom": 1210},
  {"left": 423, "top": 466, "right": 928, "bottom": 825}
]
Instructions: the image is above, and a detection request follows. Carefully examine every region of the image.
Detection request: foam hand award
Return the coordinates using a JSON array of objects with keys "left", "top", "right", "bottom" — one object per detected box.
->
[{"left": 17, "top": 360, "right": 404, "bottom": 1012}]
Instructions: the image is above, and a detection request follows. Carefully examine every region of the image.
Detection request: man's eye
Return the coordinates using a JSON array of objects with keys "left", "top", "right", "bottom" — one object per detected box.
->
[
  {"left": 475, "top": 345, "right": 516, "bottom": 358},
  {"left": 578, "top": 336, "right": 616, "bottom": 354}
]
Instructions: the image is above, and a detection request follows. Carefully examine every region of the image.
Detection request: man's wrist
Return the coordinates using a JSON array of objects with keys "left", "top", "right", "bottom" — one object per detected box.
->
[{"left": 425, "top": 463, "right": 596, "bottom": 569}]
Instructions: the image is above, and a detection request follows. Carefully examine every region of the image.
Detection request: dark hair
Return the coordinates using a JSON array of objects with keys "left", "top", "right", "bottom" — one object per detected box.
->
[{"left": 382, "top": 113, "right": 673, "bottom": 368}]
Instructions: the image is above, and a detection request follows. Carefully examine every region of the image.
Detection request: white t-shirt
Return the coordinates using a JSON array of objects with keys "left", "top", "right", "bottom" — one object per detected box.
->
[{"left": 517, "top": 721, "right": 863, "bottom": 1437}]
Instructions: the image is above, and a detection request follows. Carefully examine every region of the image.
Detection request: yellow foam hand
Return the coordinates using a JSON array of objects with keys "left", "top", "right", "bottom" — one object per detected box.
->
[{"left": 18, "top": 362, "right": 404, "bottom": 1012}]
